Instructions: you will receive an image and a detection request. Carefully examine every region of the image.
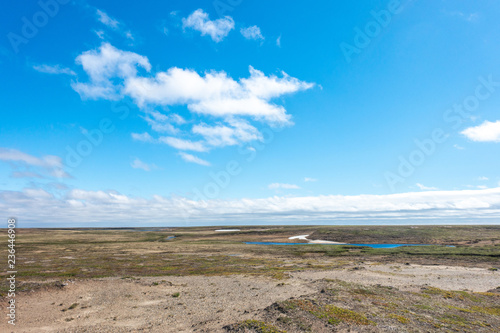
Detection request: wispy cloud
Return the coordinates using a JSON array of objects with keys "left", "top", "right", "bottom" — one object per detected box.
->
[
  {"left": 141, "top": 110, "right": 184, "bottom": 134},
  {"left": 192, "top": 118, "right": 262, "bottom": 148},
  {"left": 33, "top": 64, "right": 76, "bottom": 76},
  {"left": 131, "top": 132, "right": 154, "bottom": 142},
  {"left": 178, "top": 152, "right": 210, "bottom": 166},
  {"left": 130, "top": 158, "right": 155, "bottom": 171},
  {"left": 240, "top": 26, "right": 264, "bottom": 41},
  {"left": 182, "top": 9, "right": 234, "bottom": 42},
  {"left": 268, "top": 183, "right": 300, "bottom": 190},
  {"left": 304, "top": 177, "right": 317, "bottom": 182},
  {"left": 0, "top": 147, "right": 71, "bottom": 179},
  {"left": 96, "top": 9, "right": 119, "bottom": 29},
  {"left": 462, "top": 120, "right": 500, "bottom": 143},
  {"left": 416, "top": 183, "right": 438, "bottom": 191},
  {"left": 95, "top": 8, "right": 134, "bottom": 40},
  {"left": 276, "top": 35, "right": 281, "bottom": 47},
  {"left": 160, "top": 137, "right": 207, "bottom": 152}
]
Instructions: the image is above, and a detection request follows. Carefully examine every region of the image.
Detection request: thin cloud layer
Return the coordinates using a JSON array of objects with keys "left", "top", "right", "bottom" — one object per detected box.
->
[
  {"left": 2, "top": 187, "right": 500, "bottom": 226},
  {"left": 182, "top": 9, "right": 234, "bottom": 42},
  {"left": 268, "top": 183, "right": 301, "bottom": 190},
  {"left": 33, "top": 64, "right": 76, "bottom": 76},
  {"left": 0, "top": 148, "right": 71, "bottom": 179}
]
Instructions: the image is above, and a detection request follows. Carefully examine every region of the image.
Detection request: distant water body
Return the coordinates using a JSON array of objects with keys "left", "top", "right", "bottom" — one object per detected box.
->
[{"left": 245, "top": 242, "right": 432, "bottom": 248}]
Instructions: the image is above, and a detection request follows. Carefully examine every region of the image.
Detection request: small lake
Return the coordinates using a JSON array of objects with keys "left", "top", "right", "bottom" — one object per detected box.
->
[{"left": 244, "top": 242, "right": 431, "bottom": 248}]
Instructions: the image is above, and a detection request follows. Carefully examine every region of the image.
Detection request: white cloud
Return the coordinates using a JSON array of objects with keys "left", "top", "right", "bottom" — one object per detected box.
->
[
  {"left": 269, "top": 183, "right": 301, "bottom": 190},
  {"left": 0, "top": 148, "right": 71, "bottom": 179},
  {"left": 72, "top": 43, "right": 151, "bottom": 100},
  {"left": 478, "top": 176, "right": 489, "bottom": 181},
  {"left": 96, "top": 9, "right": 119, "bottom": 29},
  {"left": 240, "top": 26, "right": 264, "bottom": 40},
  {"left": 192, "top": 118, "right": 262, "bottom": 147},
  {"left": 182, "top": 9, "right": 234, "bottom": 42},
  {"left": 131, "top": 158, "right": 155, "bottom": 171},
  {"left": 178, "top": 152, "right": 210, "bottom": 166},
  {"left": 125, "top": 65, "right": 313, "bottom": 124},
  {"left": 71, "top": 43, "right": 313, "bottom": 164},
  {"left": 416, "top": 183, "right": 438, "bottom": 191},
  {"left": 33, "top": 64, "right": 76, "bottom": 76},
  {"left": 74, "top": 44, "right": 313, "bottom": 125},
  {"left": 94, "top": 30, "right": 105, "bottom": 39},
  {"left": 142, "top": 110, "right": 183, "bottom": 134},
  {"left": 131, "top": 132, "right": 154, "bottom": 142},
  {"left": 461, "top": 120, "right": 500, "bottom": 143},
  {"left": 304, "top": 177, "right": 317, "bottom": 182},
  {"left": 95, "top": 9, "right": 135, "bottom": 41},
  {"left": 453, "top": 144, "right": 464, "bottom": 150},
  {"left": 276, "top": 35, "right": 281, "bottom": 47},
  {"left": 4, "top": 187, "right": 500, "bottom": 226},
  {"left": 159, "top": 137, "right": 207, "bottom": 152}
]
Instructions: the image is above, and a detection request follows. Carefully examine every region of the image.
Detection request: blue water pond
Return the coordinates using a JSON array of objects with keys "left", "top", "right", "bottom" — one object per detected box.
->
[{"left": 244, "top": 242, "right": 431, "bottom": 248}]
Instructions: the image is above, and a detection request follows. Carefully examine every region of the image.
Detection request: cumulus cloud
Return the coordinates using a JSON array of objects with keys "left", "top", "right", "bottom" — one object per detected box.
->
[
  {"left": 0, "top": 148, "right": 71, "bottom": 179},
  {"left": 178, "top": 152, "right": 210, "bottom": 166},
  {"left": 74, "top": 44, "right": 312, "bottom": 124},
  {"left": 72, "top": 43, "right": 151, "bottom": 100},
  {"left": 71, "top": 43, "right": 313, "bottom": 163},
  {"left": 3, "top": 187, "right": 500, "bottom": 226},
  {"left": 461, "top": 120, "right": 500, "bottom": 142},
  {"left": 240, "top": 26, "right": 264, "bottom": 40},
  {"left": 182, "top": 9, "right": 234, "bottom": 42},
  {"left": 124, "top": 65, "right": 312, "bottom": 124},
  {"left": 268, "top": 183, "right": 301, "bottom": 190},
  {"left": 33, "top": 64, "right": 76, "bottom": 76}
]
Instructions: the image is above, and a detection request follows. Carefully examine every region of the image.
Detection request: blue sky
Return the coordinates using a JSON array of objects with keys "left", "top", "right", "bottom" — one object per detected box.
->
[{"left": 1, "top": 0, "right": 500, "bottom": 227}]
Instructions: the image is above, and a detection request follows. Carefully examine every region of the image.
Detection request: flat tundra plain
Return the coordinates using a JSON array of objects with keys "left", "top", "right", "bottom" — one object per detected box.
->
[{"left": 1, "top": 225, "right": 499, "bottom": 332}]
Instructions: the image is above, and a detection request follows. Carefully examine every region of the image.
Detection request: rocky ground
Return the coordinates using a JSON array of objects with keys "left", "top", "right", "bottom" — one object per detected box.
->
[{"left": 3, "top": 262, "right": 499, "bottom": 332}]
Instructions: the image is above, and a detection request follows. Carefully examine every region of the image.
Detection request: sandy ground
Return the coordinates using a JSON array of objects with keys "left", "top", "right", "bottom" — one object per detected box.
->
[{"left": 3, "top": 263, "right": 499, "bottom": 333}]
